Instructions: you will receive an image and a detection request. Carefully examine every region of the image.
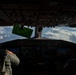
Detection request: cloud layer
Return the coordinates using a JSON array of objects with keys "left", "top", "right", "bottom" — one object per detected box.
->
[
  {"left": 43, "top": 26, "right": 76, "bottom": 43},
  {"left": 0, "top": 26, "right": 76, "bottom": 43}
]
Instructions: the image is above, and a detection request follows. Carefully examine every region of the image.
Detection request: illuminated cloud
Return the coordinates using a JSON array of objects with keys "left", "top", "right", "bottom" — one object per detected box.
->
[
  {"left": 0, "top": 26, "right": 76, "bottom": 43},
  {"left": 0, "top": 36, "right": 3, "bottom": 39},
  {"left": 44, "top": 26, "right": 76, "bottom": 43}
]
